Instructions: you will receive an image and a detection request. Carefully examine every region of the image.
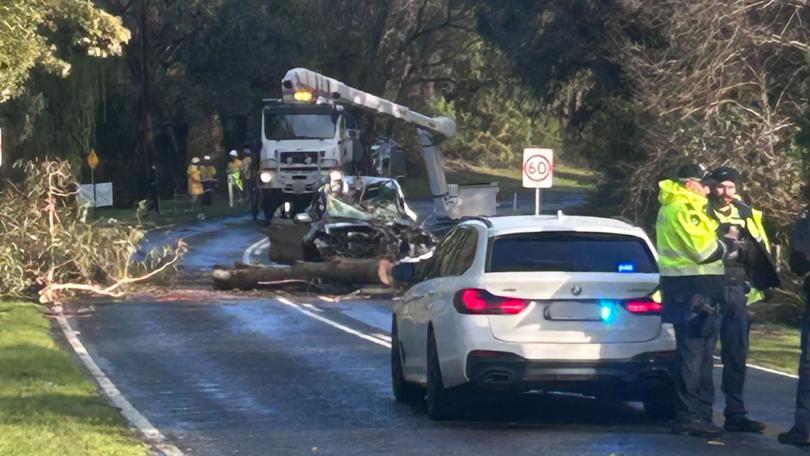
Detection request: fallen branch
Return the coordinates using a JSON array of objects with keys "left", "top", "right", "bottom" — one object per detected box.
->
[{"left": 39, "top": 239, "right": 188, "bottom": 303}]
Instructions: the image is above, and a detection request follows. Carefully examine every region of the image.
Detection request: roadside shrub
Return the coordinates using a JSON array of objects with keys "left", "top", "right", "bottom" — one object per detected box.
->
[{"left": 0, "top": 159, "right": 184, "bottom": 303}]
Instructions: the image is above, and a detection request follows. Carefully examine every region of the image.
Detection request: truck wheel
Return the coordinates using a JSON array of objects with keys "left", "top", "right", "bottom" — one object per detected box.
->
[{"left": 261, "top": 189, "right": 283, "bottom": 223}]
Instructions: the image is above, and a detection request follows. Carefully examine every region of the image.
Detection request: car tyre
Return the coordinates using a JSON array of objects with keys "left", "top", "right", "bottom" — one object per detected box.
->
[
  {"left": 644, "top": 391, "right": 676, "bottom": 421},
  {"left": 391, "top": 316, "right": 424, "bottom": 404},
  {"left": 426, "top": 328, "right": 461, "bottom": 420}
]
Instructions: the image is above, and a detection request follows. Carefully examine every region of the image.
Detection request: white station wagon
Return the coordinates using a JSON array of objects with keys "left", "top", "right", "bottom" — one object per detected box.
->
[{"left": 391, "top": 214, "right": 677, "bottom": 420}]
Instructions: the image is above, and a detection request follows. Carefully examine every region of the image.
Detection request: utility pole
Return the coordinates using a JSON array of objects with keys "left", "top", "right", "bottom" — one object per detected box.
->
[{"left": 138, "top": 0, "right": 154, "bottom": 193}]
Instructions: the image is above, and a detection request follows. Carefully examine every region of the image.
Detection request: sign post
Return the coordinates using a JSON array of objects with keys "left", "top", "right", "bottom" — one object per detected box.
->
[
  {"left": 522, "top": 148, "right": 554, "bottom": 215},
  {"left": 87, "top": 149, "right": 99, "bottom": 209}
]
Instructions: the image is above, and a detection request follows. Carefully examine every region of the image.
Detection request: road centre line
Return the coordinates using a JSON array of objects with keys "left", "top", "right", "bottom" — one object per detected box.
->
[
  {"left": 278, "top": 295, "right": 800, "bottom": 381},
  {"left": 275, "top": 297, "right": 391, "bottom": 348},
  {"left": 242, "top": 237, "right": 269, "bottom": 264},
  {"left": 55, "top": 314, "right": 185, "bottom": 456},
  {"left": 245, "top": 237, "right": 799, "bottom": 382}
]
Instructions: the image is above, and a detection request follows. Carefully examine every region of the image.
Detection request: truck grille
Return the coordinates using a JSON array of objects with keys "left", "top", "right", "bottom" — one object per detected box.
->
[{"left": 280, "top": 151, "right": 319, "bottom": 165}]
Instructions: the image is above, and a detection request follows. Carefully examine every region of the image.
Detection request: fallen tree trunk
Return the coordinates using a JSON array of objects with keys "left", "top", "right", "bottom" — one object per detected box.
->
[{"left": 212, "top": 257, "right": 394, "bottom": 291}]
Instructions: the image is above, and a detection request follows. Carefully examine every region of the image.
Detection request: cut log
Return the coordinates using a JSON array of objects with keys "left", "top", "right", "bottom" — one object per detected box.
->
[
  {"left": 212, "top": 257, "right": 394, "bottom": 291},
  {"left": 264, "top": 222, "right": 309, "bottom": 265}
]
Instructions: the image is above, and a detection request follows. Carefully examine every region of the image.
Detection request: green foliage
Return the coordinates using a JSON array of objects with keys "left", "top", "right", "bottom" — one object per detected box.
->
[
  {"left": 430, "top": 91, "right": 560, "bottom": 166},
  {"left": 0, "top": 159, "right": 183, "bottom": 301},
  {"left": 0, "top": 301, "right": 148, "bottom": 456},
  {"left": 0, "top": 0, "right": 130, "bottom": 103}
]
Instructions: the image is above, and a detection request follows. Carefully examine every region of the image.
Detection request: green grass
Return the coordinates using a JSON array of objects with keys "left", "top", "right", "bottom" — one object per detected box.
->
[
  {"left": 0, "top": 301, "right": 148, "bottom": 456},
  {"left": 746, "top": 324, "right": 801, "bottom": 376},
  {"left": 90, "top": 192, "right": 249, "bottom": 227},
  {"left": 400, "top": 162, "right": 598, "bottom": 200}
]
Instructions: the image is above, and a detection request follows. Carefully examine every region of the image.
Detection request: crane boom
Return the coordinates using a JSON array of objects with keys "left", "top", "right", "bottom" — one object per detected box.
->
[
  {"left": 280, "top": 68, "right": 496, "bottom": 219},
  {"left": 281, "top": 68, "right": 456, "bottom": 138}
]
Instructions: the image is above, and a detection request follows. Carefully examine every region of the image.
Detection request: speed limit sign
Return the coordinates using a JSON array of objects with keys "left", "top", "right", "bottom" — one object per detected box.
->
[{"left": 522, "top": 148, "right": 553, "bottom": 188}]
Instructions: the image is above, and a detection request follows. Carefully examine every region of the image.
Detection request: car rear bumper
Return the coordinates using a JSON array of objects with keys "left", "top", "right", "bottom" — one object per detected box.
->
[{"left": 465, "top": 350, "right": 676, "bottom": 399}]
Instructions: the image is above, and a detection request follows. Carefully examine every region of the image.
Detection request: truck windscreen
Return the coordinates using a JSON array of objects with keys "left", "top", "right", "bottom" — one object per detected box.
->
[{"left": 265, "top": 113, "right": 336, "bottom": 140}]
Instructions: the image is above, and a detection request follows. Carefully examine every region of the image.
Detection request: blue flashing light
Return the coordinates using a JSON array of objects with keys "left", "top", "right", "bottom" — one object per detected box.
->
[
  {"left": 599, "top": 300, "right": 618, "bottom": 324},
  {"left": 617, "top": 262, "right": 635, "bottom": 273}
]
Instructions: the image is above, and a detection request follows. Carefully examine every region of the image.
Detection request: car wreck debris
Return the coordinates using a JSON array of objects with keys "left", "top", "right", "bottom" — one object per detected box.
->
[{"left": 267, "top": 176, "right": 434, "bottom": 264}]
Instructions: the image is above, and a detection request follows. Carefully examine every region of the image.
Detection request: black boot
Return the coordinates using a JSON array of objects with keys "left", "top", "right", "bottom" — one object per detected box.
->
[
  {"left": 672, "top": 420, "right": 724, "bottom": 438},
  {"left": 724, "top": 415, "right": 765, "bottom": 433},
  {"left": 779, "top": 428, "right": 810, "bottom": 446}
]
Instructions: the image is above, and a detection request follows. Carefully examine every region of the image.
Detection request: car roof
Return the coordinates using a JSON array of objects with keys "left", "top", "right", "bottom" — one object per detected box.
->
[
  {"left": 343, "top": 176, "right": 400, "bottom": 187},
  {"left": 460, "top": 215, "right": 649, "bottom": 238}
]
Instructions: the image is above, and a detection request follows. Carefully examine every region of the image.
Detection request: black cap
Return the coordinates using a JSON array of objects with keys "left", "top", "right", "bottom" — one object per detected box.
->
[
  {"left": 677, "top": 163, "right": 709, "bottom": 181},
  {"left": 710, "top": 166, "right": 741, "bottom": 185}
]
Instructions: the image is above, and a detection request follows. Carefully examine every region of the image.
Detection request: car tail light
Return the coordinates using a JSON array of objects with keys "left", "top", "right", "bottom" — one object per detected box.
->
[
  {"left": 623, "top": 297, "right": 663, "bottom": 315},
  {"left": 453, "top": 289, "right": 528, "bottom": 315}
]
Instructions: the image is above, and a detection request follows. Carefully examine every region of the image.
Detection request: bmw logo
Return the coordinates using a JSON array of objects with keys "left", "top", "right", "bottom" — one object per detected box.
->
[{"left": 571, "top": 285, "right": 582, "bottom": 296}]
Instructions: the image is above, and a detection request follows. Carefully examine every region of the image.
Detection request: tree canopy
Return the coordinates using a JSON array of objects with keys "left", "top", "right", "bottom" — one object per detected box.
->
[{"left": 1, "top": 0, "right": 809, "bottom": 230}]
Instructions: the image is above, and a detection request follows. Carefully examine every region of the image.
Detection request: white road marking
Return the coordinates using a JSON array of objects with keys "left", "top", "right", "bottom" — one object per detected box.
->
[
  {"left": 242, "top": 237, "right": 270, "bottom": 264},
  {"left": 276, "top": 297, "right": 391, "bottom": 348},
  {"left": 340, "top": 305, "right": 391, "bottom": 333},
  {"left": 302, "top": 303, "right": 323, "bottom": 313},
  {"left": 279, "top": 294, "right": 802, "bottom": 383},
  {"left": 55, "top": 314, "right": 185, "bottom": 456},
  {"left": 713, "top": 355, "right": 798, "bottom": 379},
  {"left": 373, "top": 333, "right": 392, "bottom": 343}
]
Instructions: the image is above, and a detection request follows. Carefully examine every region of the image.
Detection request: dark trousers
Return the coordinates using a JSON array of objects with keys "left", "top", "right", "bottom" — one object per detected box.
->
[
  {"left": 794, "top": 303, "right": 810, "bottom": 435},
  {"left": 674, "top": 321, "right": 719, "bottom": 422},
  {"left": 720, "top": 284, "right": 749, "bottom": 418},
  {"left": 246, "top": 179, "right": 259, "bottom": 220},
  {"left": 202, "top": 181, "right": 215, "bottom": 207}
]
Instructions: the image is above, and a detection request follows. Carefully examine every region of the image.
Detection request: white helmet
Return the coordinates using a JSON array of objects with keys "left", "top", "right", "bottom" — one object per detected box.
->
[
  {"left": 191, "top": 157, "right": 200, "bottom": 164},
  {"left": 229, "top": 150, "right": 238, "bottom": 157},
  {"left": 203, "top": 155, "right": 212, "bottom": 161}
]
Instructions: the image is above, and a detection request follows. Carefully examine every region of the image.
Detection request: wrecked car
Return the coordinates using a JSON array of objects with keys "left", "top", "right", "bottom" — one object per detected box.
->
[{"left": 292, "top": 176, "right": 434, "bottom": 262}]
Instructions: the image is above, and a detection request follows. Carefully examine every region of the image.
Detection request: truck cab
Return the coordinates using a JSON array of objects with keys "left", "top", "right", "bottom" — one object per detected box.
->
[{"left": 258, "top": 100, "right": 359, "bottom": 216}]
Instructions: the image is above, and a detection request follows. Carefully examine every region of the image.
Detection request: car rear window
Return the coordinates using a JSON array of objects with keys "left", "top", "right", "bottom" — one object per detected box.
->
[{"left": 486, "top": 232, "right": 658, "bottom": 273}]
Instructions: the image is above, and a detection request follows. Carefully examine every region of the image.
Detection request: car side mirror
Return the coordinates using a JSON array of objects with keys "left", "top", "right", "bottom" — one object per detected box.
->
[
  {"left": 293, "top": 213, "right": 313, "bottom": 224},
  {"left": 347, "top": 129, "right": 359, "bottom": 139},
  {"left": 391, "top": 262, "right": 418, "bottom": 284}
]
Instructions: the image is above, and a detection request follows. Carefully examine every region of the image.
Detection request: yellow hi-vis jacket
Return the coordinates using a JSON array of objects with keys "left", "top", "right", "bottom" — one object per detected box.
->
[
  {"left": 655, "top": 179, "right": 724, "bottom": 277},
  {"left": 707, "top": 201, "right": 772, "bottom": 303}
]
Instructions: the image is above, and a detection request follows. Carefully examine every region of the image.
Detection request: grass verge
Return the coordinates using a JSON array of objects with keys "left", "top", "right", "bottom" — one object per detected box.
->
[
  {"left": 0, "top": 301, "right": 148, "bottom": 456},
  {"left": 91, "top": 192, "right": 250, "bottom": 226},
  {"left": 400, "top": 162, "right": 598, "bottom": 200},
  {"left": 747, "top": 323, "right": 801, "bottom": 376}
]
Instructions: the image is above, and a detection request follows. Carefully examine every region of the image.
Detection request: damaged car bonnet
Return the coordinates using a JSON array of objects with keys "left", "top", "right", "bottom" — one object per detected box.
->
[{"left": 303, "top": 176, "right": 432, "bottom": 261}]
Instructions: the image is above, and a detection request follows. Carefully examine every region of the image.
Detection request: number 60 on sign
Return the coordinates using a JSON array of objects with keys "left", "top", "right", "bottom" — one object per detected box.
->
[{"left": 522, "top": 148, "right": 553, "bottom": 188}]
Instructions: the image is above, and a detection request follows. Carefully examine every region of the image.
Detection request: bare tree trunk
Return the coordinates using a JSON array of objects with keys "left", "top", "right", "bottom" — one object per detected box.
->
[{"left": 211, "top": 258, "right": 394, "bottom": 290}]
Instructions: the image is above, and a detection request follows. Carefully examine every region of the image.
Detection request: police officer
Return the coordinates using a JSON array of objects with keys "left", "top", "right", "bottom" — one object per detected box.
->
[
  {"left": 705, "top": 166, "right": 778, "bottom": 433},
  {"left": 657, "top": 163, "right": 727, "bottom": 438},
  {"left": 779, "top": 188, "right": 810, "bottom": 446}
]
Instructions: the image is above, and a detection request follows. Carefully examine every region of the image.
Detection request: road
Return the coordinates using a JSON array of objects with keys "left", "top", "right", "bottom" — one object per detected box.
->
[{"left": 66, "top": 206, "right": 805, "bottom": 455}]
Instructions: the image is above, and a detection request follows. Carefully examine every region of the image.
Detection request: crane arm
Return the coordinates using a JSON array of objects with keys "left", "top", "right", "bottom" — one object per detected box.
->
[
  {"left": 280, "top": 68, "right": 497, "bottom": 219},
  {"left": 281, "top": 68, "right": 456, "bottom": 139}
]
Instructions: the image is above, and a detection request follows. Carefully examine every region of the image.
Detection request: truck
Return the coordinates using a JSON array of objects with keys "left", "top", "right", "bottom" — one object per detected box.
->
[{"left": 257, "top": 68, "right": 498, "bottom": 222}]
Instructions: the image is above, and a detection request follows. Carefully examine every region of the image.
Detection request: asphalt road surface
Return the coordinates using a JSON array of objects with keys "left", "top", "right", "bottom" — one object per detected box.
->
[{"left": 66, "top": 203, "right": 806, "bottom": 455}]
